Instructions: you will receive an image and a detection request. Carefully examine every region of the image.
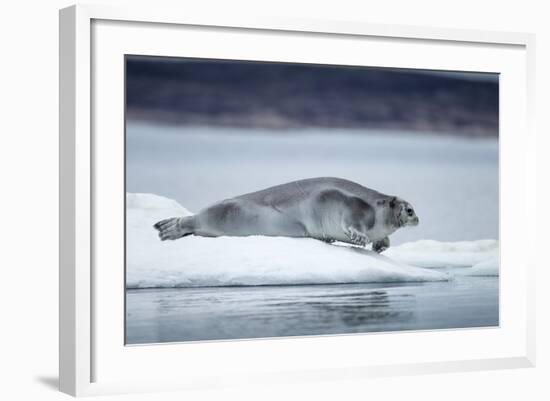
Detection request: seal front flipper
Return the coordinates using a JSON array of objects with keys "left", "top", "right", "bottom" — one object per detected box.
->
[
  {"left": 338, "top": 194, "right": 375, "bottom": 247},
  {"left": 372, "top": 237, "right": 390, "bottom": 253},
  {"left": 344, "top": 226, "right": 369, "bottom": 247},
  {"left": 154, "top": 216, "right": 196, "bottom": 241}
]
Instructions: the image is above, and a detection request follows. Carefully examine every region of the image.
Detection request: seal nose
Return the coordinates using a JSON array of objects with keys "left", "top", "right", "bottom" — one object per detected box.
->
[{"left": 412, "top": 216, "right": 419, "bottom": 225}]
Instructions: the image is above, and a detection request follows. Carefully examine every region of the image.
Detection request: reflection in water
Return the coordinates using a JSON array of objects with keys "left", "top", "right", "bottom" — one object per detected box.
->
[
  {"left": 126, "top": 272, "right": 498, "bottom": 344},
  {"left": 297, "top": 290, "right": 413, "bottom": 328}
]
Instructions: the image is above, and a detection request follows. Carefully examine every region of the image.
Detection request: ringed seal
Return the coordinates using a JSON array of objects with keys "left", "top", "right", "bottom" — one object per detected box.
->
[{"left": 153, "top": 177, "right": 419, "bottom": 253}]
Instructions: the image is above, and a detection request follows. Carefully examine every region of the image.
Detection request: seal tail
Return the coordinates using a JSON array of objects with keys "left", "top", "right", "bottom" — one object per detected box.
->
[{"left": 153, "top": 216, "right": 195, "bottom": 241}]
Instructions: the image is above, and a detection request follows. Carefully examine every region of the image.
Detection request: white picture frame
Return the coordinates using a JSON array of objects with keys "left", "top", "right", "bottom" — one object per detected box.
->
[{"left": 59, "top": 4, "right": 536, "bottom": 397}]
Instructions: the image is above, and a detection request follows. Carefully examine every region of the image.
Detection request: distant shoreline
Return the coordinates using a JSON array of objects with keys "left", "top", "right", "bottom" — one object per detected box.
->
[
  {"left": 126, "top": 56, "right": 499, "bottom": 138},
  {"left": 126, "top": 112, "right": 498, "bottom": 138}
]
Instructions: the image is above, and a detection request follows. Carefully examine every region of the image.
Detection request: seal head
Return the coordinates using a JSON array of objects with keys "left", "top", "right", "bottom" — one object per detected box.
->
[{"left": 390, "top": 197, "right": 419, "bottom": 228}]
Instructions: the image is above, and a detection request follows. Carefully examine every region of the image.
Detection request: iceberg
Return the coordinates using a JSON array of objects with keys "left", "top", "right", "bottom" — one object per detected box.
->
[
  {"left": 385, "top": 239, "right": 499, "bottom": 269},
  {"left": 467, "top": 256, "right": 499, "bottom": 276},
  {"left": 126, "top": 193, "right": 498, "bottom": 289}
]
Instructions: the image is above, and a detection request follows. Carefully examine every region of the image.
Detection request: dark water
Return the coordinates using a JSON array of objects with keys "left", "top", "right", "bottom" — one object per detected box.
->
[{"left": 125, "top": 270, "right": 498, "bottom": 344}]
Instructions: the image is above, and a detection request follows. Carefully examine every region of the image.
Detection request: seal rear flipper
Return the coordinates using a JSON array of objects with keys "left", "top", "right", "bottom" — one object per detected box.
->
[{"left": 153, "top": 216, "right": 195, "bottom": 241}]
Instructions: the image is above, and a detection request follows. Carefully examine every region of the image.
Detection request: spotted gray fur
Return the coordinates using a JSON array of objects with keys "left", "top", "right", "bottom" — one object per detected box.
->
[{"left": 153, "top": 177, "right": 419, "bottom": 253}]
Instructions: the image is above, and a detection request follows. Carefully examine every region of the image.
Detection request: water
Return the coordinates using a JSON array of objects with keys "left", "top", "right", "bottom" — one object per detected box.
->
[
  {"left": 126, "top": 123, "right": 498, "bottom": 245},
  {"left": 126, "top": 268, "right": 498, "bottom": 344}
]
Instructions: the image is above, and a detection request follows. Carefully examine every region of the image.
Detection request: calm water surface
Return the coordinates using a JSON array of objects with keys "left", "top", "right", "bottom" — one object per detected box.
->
[{"left": 126, "top": 268, "right": 498, "bottom": 344}]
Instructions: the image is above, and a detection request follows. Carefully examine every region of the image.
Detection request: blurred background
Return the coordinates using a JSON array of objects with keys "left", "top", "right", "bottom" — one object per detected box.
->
[
  {"left": 125, "top": 55, "right": 499, "bottom": 244},
  {"left": 126, "top": 56, "right": 498, "bottom": 135}
]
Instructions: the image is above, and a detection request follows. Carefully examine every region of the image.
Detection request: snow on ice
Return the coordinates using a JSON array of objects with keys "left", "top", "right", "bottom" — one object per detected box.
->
[{"left": 126, "top": 193, "right": 498, "bottom": 288}]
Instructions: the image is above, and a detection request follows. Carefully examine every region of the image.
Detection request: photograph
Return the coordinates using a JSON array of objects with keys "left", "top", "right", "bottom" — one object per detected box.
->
[{"left": 124, "top": 55, "right": 499, "bottom": 344}]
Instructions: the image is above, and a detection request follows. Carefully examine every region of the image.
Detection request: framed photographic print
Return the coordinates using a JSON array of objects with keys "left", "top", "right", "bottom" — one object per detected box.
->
[{"left": 59, "top": 4, "right": 536, "bottom": 396}]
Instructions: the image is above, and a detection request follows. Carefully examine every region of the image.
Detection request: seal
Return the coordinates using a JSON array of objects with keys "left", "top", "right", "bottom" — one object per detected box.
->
[{"left": 153, "top": 177, "right": 419, "bottom": 252}]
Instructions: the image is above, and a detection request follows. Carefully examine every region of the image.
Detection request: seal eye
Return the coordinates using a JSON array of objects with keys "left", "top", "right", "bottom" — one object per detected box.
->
[{"left": 407, "top": 208, "right": 414, "bottom": 216}]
